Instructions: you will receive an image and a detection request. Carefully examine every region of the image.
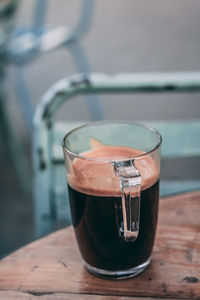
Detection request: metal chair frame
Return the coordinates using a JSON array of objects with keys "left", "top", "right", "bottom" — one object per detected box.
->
[
  {"left": 0, "top": 0, "right": 99, "bottom": 194},
  {"left": 33, "top": 71, "right": 200, "bottom": 237}
]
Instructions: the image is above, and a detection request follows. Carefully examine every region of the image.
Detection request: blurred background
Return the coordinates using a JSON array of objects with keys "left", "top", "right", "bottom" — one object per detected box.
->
[{"left": 0, "top": 0, "right": 200, "bottom": 258}]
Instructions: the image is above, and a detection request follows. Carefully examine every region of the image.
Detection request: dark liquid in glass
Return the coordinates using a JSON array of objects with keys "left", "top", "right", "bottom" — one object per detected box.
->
[{"left": 68, "top": 180, "right": 159, "bottom": 271}]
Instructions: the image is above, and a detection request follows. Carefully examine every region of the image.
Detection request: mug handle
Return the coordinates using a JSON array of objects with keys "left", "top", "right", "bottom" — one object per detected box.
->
[{"left": 114, "top": 160, "right": 141, "bottom": 242}]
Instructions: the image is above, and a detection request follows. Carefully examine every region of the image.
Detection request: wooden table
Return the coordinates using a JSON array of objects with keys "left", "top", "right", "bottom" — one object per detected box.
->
[{"left": 0, "top": 191, "right": 200, "bottom": 299}]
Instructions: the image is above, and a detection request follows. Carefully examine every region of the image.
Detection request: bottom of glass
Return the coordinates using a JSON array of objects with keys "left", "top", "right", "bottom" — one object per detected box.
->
[{"left": 83, "top": 257, "right": 151, "bottom": 280}]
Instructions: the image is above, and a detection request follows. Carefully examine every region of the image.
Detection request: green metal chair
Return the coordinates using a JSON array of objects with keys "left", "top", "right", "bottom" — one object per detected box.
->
[
  {"left": 1, "top": 0, "right": 101, "bottom": 195},
  {"left": 33, "top": 72, "right": 200, "bottom": 238}
]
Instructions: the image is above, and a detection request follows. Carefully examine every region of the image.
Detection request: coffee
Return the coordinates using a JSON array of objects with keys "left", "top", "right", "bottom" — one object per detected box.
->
[{"left": 67, "top": 144, "right": 159, "bottom": 272}]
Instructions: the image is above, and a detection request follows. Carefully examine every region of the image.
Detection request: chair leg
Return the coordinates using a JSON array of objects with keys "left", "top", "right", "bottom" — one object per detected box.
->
[
  {"left": 33, "top": 0, "right": 47, "bottom": 34},
  {"left": 13, "top": 66, "right": 34, "bottom": 135},
  {"left": 68, "top": 42, "right": 104, "bottom": 120}
]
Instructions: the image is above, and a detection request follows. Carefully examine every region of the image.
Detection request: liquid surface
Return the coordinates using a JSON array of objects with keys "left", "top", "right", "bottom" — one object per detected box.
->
[{"left": 68, "top": 142, "right": 159, "bottom": 196}]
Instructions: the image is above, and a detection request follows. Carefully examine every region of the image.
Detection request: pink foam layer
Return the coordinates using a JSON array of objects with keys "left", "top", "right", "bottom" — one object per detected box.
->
[{"left": 68, "top": 145, "right": 159, "bottom": 196}]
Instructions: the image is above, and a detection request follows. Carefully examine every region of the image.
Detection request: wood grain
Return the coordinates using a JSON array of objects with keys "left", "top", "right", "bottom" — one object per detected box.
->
[
  {"left": 0, "top": 191, "right": 200, "bottom": 299},
  {"left": 0, "top": 291, "right": 179, "bottom": 300}
]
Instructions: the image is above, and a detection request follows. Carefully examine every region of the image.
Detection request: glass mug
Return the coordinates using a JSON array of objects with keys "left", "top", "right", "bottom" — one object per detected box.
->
[{"left": 63, "top": 122, "right": 162, "bottom": 279}]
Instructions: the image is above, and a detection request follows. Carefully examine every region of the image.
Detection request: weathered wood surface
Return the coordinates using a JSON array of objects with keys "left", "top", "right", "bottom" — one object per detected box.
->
[
  {"left": 0, "top": 291, "right": 178, "bottom": 300},
  {"left": 0, "top": 191, "right": 200, "bottom": 299}
]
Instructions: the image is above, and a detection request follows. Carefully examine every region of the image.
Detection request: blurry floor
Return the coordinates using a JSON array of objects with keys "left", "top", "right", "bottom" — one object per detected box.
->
[{"left": 1, "top": 0, "right": 200, "bottom": 257}]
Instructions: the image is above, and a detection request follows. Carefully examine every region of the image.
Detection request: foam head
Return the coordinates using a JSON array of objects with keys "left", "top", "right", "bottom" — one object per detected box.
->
[{"left": 67, "top": 139, "right": 159, "bottom": 196}]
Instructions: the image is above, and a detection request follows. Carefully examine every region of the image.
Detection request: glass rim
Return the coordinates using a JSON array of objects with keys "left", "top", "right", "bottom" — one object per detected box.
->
[{"left": 62, "top": 121, "right": 162, "bottom": 163}]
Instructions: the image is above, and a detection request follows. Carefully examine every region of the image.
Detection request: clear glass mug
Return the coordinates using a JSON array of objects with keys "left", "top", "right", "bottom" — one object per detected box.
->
[{"left": 63, "top": 122, "right": 162, "bottom": 279}]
